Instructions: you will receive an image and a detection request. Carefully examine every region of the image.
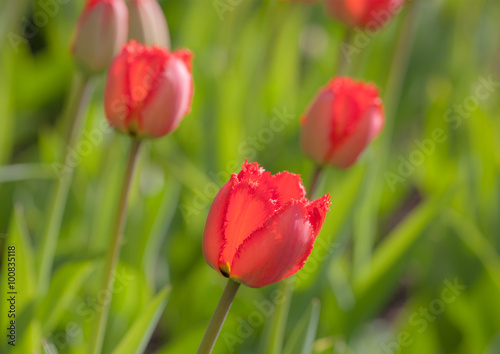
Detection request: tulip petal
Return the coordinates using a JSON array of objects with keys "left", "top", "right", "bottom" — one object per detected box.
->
[
  {"left": 139, "top": 52, "right": 193, "bottom": 137},
  {"left": 325, "top": 0, "right": 364, "bottom": 27},
  {"left": 306, "top": 194, "right": 331, "bottom": 238},
  {"left": 269, "top": 172, "right": 306, "bottom": 205},
  {"left": 105, "top": 41, "right": 168, "bottom": 135},
  {"left": 72, "top": 0, "right": 128, "bottom": 73},
  {"left": 202, "top": 175, "right": 235, "bottom": 275},
  {"left": 220, "top": 180, "right": 277, "bottom": 264},
  {"left": 128, "top": 0, "right": 171, "bottom": 48},
  {"left": 128, "top": 45, "right": 167, "bottom": 110},
  {"left": 236, "top": 160, "right": 268, "bottom": 181},
  {"left": 301, "top": 90, "right": 335, "bottom": 165},
  {"left": 368, "top": 98, "right": 384, "bottom": 140},
  {"left": 327, "top": 103, "right": 384, "bottom": 168},
  {"left": 301, "top": 77, "right": 384, "bottom": 168},
  {"left": 328, "top": 79, "right": 380, "bottom": 149},
  {"left": 105, "top": 49, "right": 132, "bottom": 132},
  {"left": 325, "top": 0, "right": 405, "bottom": 29},
  {"left": 173, "top": 50, "right": 194, "bottom": 115},
  {"left": 230, "top": 201, "right": 314, "bottom": 288}
]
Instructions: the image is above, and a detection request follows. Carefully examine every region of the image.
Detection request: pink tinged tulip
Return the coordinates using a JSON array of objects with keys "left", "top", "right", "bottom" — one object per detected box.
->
[
  {"left": 127, "top": 0, "right": 171, "bottom": 48},
  {"left": 72, "top": 0, "right": 128, "bottom": 74},
  {"left": 324, "top": 0, "right": 406, "bottom": 30},
  {"left": 104, "top": 40, "right": 193, "bottom": 138},
  {"left": 301, "top": 77, "right": 384, "bottom": 168},
  {"left": 203, "top": 161, "right": 331, "bottom": 288}
]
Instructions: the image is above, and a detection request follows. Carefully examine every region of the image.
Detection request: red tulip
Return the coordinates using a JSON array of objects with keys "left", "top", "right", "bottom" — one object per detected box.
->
[
  {"left": 301, "top": 77, "right": 384, "bottom": 168},
  {"left": 324, "top": 0, "right": 405, "bottom": 29},
  {"left": 127, "top": 0, "right": 171, "bottom": 48},
  {"left": 104, "top": 40, "right": 193, "bottom": 138},
  {"left": 72, "top": 0, "right": 128, "bottom": 74},
  {"left": 203, "top": 161, "right": 331, "bottom": 288}
]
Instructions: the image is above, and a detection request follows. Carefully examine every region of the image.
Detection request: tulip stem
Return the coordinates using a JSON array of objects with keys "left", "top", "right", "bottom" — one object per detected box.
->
[
  {"left": 308, "top": 164, "right": 324, "bottom": 198},
  {"left": 37, "top": 72, "right": 93, "bottom": 296},
  {"left": 89, "top": 139, "right": 141, "bottom": 354},
  {"left": 198, "top": 279, "right": 241, "bottom": 354}
]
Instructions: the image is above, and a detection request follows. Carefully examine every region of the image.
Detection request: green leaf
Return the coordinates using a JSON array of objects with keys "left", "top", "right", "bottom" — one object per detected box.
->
[
  {"left": 444, "top": 209, "right": 500, "bottom": 292},
  {"left": 135, "top": 176, "right": 180, "bottom": 289},
  {"left": 154, "top": 326, "right": 206, "bottom": 354},
  {"left": 38, "top": 260, "right": 94, "bottom": 335},
  {"left": 0, "top": 205, "right": 40, "bottom": 353},
  {"left": 282, "top": 299, "right": 321, "bottom": 354},
  {"left": 354, "top": 190, "right": 454, "bottom": 296},
  {"left": 112, "top": 286, "right": 171, "bottom": 354},
  {"left": 266, "top": 278, "right": 295, "bottom": 354},
  {"left": 346, "top": 189, "right": 455, "bottom": 331}
]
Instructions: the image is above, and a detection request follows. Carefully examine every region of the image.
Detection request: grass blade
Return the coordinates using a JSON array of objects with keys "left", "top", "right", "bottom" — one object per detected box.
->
[
  {"left": 38, "top": 261, "right": 94, "bottom": 335},
  {"left": 282, "top": 299, "right": 321, "bottom": 354},
  {"left": 112, "top": 286, "right": 171, "bottom": 354}
]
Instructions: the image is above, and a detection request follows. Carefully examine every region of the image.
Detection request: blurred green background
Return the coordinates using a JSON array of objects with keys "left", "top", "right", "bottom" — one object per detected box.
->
[{"left": 0, "top": 0, "right": 499, "bottom": 353}]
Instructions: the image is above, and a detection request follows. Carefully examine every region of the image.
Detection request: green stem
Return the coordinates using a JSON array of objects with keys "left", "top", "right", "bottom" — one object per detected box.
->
[
  {"left": 198, "top": 279, "right": 241, "bottom": 354},
  {"left": 89, "top": 139, "right": 142, "bottom": 354},
  {"left": 37, "top": 73, "right": 93, "bottom": 295},
  {"left": 307, "top": 165, "right": 324, "bottom": 199}
]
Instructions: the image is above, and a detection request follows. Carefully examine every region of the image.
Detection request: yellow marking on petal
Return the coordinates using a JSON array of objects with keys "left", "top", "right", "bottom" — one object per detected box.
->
[{"left": 219, "top": 263, "right": 231, "bottom": 278}]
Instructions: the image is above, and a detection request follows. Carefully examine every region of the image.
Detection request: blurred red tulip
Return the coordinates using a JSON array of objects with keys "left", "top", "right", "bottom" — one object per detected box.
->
[
  {"left": 203, "top": 161, "right": 331, "bottom": 288},
  {"left": 301, "top": 77, "right": 384, "bottom": 168},
  {"left": 128, "top": 0, "right": 171, "bottom": 48},
  {"left": 325, "top": 0, "right": 405, "bottom": 29},
  {"left": 72, "top": 0, "right": 128, "bottom": 74},
  {"left": 104, "top": 40, "right": 193, "bottom": 138}
]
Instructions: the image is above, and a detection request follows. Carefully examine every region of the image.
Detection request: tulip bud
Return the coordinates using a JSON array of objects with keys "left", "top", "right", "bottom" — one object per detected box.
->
[
  {"left": 104, "top": 40, "right": 193, "bottom": 138},
  {"left": 324, "top": 0, "right": 405, "bottom": 30},
  {"left": 300, "top": 77, "right": 384, "bottom": 168},
  {"left": 71, "top": 0, "right": 128, "bottom": 74},
  {"left": 203, "top": 161, "right": 331, "bottom": 288},
  {"left": 127, "top": 0, "right": 171, "bottom": 48}
]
